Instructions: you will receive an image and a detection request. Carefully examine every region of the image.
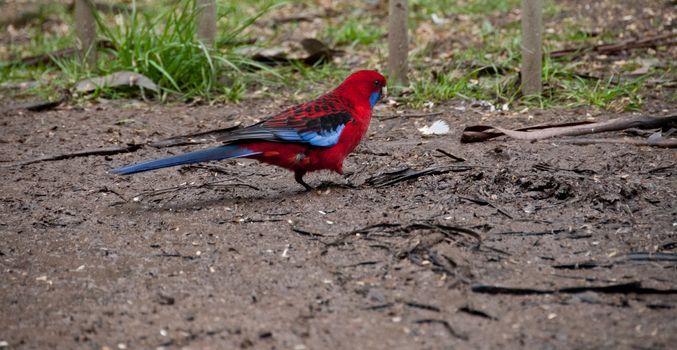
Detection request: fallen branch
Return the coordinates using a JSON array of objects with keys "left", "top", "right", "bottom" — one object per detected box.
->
[
  {"left": 238, "top": 38, "right": 343, "bottom": 67},
  {"left": 0, "top": 90, "right": 71, "bottom": 113},
  {"left": 461, "top": 114, "right": 677, "bottom": 143},
  {"left": 550, "top": 32, "right": 677, "bottom": 58},
  {"left": 471, "top": 281, "right": 677, "bottom": 295},
  {"left": 7, "top": 125, "right": 241, "bottom": 167},
  {"left": 15, "top": 40, "right": 114, "bottom": 67},
  {"left": 553, "top": 252, "right": 677, "bottom": 270},
  {"left": 555, "top": 137, "right": 677, "bottom": 148},
  {"left": 461, "top": 121, "right": 594, "bottom": 143},
  {"left": 644, "top": 163, "right": 676, "bottom": 175}
]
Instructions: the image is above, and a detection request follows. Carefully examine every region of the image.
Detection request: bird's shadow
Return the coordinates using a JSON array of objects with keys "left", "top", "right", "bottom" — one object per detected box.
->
[{"left": 117, "top": 180, "right": 359, "bottom": 214}]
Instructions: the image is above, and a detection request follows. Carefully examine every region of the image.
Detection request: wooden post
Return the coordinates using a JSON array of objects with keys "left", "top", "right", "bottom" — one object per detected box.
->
[
  {"left": 197, "top": 0, "right": 217, "bottom": 46},
  {"left": 388, "top": 0, "right": 409, "bottom": 86},
  {"left": 75, "top": 0, "right": 96, "bottom": 67},
  {"left": 521, "top": 0, "right": 542, "bottom": 95}
]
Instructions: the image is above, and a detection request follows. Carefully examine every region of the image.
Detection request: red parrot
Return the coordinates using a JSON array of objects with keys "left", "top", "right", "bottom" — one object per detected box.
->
[{"left": 112, "top": 70, "right": 386, "bottom": 190}]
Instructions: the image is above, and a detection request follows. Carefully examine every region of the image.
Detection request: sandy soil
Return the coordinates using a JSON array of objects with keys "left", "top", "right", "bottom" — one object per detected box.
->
[{"left": 1, "top": 98, "right": 675, "bottom": 349}]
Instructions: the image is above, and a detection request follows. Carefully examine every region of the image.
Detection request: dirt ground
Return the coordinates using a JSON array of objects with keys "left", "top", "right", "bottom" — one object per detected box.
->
[{"left": 1, "top": 97, "right": 675, "bottom": 349}]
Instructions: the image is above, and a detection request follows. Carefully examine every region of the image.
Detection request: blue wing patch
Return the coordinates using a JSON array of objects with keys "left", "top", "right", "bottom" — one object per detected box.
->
[
  {"left": 301, "top": 124, "right": 346, "bottom": 147},
  {"left": 273, "top": 124, "right": 346, "bottom": 147},
  {"left": 271, "top": 112, "right": 352, "bottom": 147}
]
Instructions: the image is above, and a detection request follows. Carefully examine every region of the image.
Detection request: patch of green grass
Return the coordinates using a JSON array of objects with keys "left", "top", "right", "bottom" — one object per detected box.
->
[
  {"left": 1, "top": 2, "right": 75, "bottom": 88},
  {"left": 326, "top": 17, "right": 384, "bottom": 46},
  {"left": 406, "top": 66, "right": 520, "bottom": 108},
  {"left": 404, "top": 0, "right": 648, "bottom": 111},
  {"left": 2, "top": 0, "right": 282, "bottom": 102},
  {"left": 538, "top": 57, "right": 646, "bottom": 110},
  {"left": 406, "top": 56, "right": 647, "bottom": 111},
  {"left": 89, "top": 0, "right": 281, "bottom": 100},
  {"left": 6, "top": 3, "right": 76, "bottom": 59},
  {"left": 93, "top": 0, "right": 214, "bottom": 99},
  {"left": 410, "top": 0, "right": 520, "bottom": 18},
  {"left": 408, "top": 70, "right": 470, "bottom": 107},
  {"left": 217, "top": 79, "right": 247, "bottom": 103}
]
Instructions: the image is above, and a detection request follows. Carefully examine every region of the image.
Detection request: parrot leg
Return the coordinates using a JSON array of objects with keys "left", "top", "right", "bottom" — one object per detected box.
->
[{"left": 294, "top": 170, "right": 313, "bottom": 191}]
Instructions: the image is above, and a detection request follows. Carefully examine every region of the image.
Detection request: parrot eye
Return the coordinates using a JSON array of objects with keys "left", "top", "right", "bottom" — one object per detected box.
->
[{"left": 374, "top": 80, "right": 380, "bottom": 86}]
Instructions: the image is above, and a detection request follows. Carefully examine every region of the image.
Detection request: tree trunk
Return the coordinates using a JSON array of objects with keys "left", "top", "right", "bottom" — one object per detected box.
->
[
  {"left": 388, "top": 0, "right": 409, "bottom": 86},
  {"left": 521, "top": 0, "right": 542, "bottom": 95},
  {"left": 75, "top": 0, "right": 96, "bottom": 67},
  {"left": 197, "top": 0, "right": 217, "bottom": 46}
]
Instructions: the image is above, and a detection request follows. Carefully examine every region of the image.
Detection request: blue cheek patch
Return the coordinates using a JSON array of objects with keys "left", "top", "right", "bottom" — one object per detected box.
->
[{"left": 369, "top": 91, "right": 381, "bottom": 108}]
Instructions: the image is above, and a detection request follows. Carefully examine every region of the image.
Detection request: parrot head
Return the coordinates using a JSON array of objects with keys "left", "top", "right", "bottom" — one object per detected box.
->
[{"left": 335, "top": 70, "right": 387, "bottom": 109}]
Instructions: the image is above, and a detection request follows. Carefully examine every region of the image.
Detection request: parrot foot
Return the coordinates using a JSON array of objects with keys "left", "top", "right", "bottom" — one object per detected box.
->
[{"left": 295, "top": 170, "right": 314, "bottom": 191}]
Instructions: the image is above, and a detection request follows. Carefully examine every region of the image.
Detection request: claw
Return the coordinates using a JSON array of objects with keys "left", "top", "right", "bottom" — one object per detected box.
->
[{"left": 295, "top": 170, "right": 313, "bottom": 191}]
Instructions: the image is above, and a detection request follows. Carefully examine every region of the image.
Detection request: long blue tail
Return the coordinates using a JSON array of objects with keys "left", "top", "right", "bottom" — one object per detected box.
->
[{"left": 111, "top": 145, "right": 260, "bottom": 175}]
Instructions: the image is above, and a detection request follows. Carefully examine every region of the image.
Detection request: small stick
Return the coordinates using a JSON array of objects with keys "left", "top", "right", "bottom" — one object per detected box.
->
[
  {"left": 436, "top": 149, "right": 466, "bottom": 162},
  {"left": 5, "top": 144, "right": 143, "bottom": 167}
]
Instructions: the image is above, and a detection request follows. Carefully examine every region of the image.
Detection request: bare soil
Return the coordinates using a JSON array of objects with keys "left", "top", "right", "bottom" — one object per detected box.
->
[{"left": 1, "top": 99, "right": 675, "bottom": 349}]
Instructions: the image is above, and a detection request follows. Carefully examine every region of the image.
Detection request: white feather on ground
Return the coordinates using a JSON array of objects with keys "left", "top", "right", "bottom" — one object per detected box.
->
[{"left": 418, "top": 120, "right": 450, "bottom": 136}]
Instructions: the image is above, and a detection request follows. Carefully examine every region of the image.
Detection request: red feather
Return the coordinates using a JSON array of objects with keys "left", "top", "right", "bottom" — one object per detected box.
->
[{"left": 245, "top": 70, "right": 386, "bottom": 188}]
